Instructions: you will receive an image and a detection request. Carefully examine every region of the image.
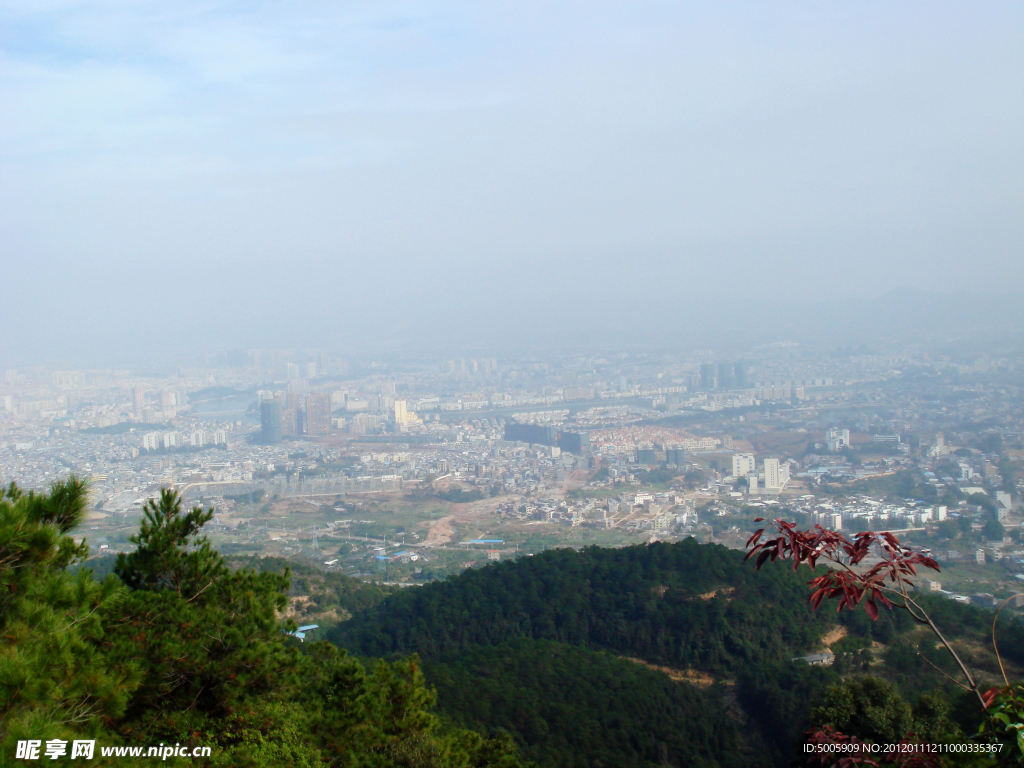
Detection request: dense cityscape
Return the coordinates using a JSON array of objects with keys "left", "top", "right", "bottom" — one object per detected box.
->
[{"left": 4, "top": 340, "right": 1021, "bottom": 606}]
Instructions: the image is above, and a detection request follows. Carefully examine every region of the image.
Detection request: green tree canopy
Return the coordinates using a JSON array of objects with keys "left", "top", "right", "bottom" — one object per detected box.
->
[
  {"left": 1, "top": 480, "right": 529, "bottom": 767},
  {"left": 0, "top": 479, "right": 140, "bottom": 754},
  {"left": 983, "top": 517, "right": 1005, "bottom": 541},
  {"left": 808, "top": 677, "right": 914, "bottom": 744}
]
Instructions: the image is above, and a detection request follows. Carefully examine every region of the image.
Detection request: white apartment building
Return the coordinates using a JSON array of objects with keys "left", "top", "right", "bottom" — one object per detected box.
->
[
  {"left": 826, "top": 428, "right": 850, "bottom": 452},
  {"left": 732, "top": 452, "right": 756, "bottom": 478},
  {"left": 394, "top": 399, "right": 409, "bottom": 426}
]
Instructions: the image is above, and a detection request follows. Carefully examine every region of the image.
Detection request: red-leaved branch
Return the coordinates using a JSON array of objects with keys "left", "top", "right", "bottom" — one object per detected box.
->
[{"left": 745, "top": 518, "right": 940, "bottom": 620}]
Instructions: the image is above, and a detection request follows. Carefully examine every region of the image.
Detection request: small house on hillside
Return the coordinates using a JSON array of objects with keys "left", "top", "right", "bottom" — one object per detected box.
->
[{"left": 792, "top": 652, "right": 835, "bottom": 666}]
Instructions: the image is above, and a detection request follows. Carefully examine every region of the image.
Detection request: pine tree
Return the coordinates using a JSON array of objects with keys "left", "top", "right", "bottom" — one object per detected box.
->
[
  {"left": 0, "top": 479, "right": 140, "bottom": 754},
  {"left": 112, "top": 489, "right": 299, "bottom": 744},
  {"left": 1, "top": 482, "right": 529, "bottom": 767}
]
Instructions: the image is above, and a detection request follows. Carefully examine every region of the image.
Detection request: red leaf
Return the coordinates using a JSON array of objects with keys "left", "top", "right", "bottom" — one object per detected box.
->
[
  {"left": 865, "top": 600, "right": 878, "bottom": 620},
  {"left": 981, "top": 687, "right": 1002, "bottom": 708}
]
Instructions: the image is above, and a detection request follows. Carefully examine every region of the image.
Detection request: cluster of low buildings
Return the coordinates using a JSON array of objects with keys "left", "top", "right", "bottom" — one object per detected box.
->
[{"left": 496, "top": 490, "right": 698, "bottom": 533}]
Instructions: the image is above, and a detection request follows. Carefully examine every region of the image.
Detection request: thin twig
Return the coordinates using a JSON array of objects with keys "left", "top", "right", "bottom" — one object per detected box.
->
[
  {"left": 885, "top": 588, "right": 984, "bottom": 708},
  {"left": 991, "top": 593, "right": 1022, "bottom": 688},
  {"left": 186, "top": 580, "right": 214, "bottom": 603},
  {"left": 899, "top": 635, "right": 972, "bottom": 692}
]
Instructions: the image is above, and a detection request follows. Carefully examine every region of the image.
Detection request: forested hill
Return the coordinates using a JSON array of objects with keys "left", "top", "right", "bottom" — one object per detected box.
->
[
  {"left": 424, "top": 639, "right": 756, "bottom": 768},
  {"left": 331, "top": 539, "right": 834, "bottom": 672}
]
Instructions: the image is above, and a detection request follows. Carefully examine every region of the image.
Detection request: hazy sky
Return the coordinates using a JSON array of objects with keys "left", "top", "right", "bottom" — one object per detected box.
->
[{"left": 2, "top": 2, "right": 1022, "bottom": 364}]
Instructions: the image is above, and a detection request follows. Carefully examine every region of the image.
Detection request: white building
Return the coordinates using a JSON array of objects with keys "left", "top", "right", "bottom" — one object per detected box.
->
[
  {"left": 732, "top": 452, "right": 756, "bottom": 478},
  {"left": 394, "top": 399, "right": 409, "bottom": 426},
  {"left": 929, "top": 433, "right": 950, "bottom": 458},
  {"left": 826, "top": 428, "right": 850, "bottom": 452},
  {"left": 764, "top": 458, "right": 781, "bottom": 490}
]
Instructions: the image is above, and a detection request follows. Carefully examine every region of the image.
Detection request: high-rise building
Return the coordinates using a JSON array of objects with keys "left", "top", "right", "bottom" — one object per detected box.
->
[
  {"left": 637, "top": 448, "right": 657, "bottom": 465},
  {"left": 260, "top": 400, "right": 282, "bottom": 443},
  {"left": 394, "top": 399, "right": 409, "bottom": 427},
  {"left": 306, "top": 393, "right": 332, "bottom": 437},
  {"left": 732, "top": 453, "right": 756, "bottom": 478},
  {"left": 349, "top": 413, "right": 379, "bottom": 434},
  {"left": 503, "top": 421, "right": 590, "bottom": 455},
  {"left": 717, "top": 363, "right": 734, "bottom": 390},
  {"left": 734, "top": 362, "right": 747, "bottom": 389},
  {"left": 286, "top": 362, "right": 300, "bottom": 379},
  {"left": 764, "top": 458, "right": 781, "bottom": 490},
  {"left": 281, "top": 407, "right": 300, "bottom": 437},
  {"left": 133, "top": 387, "right": 144, "bottom": 418},
  {"left": 826, "top": 428, "right": 850, "bottom": 452},
  {"left": 699, "top": 364, "right": 716, "bottom": 391}
]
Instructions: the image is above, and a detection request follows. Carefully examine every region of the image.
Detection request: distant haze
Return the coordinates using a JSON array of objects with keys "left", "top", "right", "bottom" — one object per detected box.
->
[{"left": 2, "top": 2, "right": 1022, "bottom": 365}]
